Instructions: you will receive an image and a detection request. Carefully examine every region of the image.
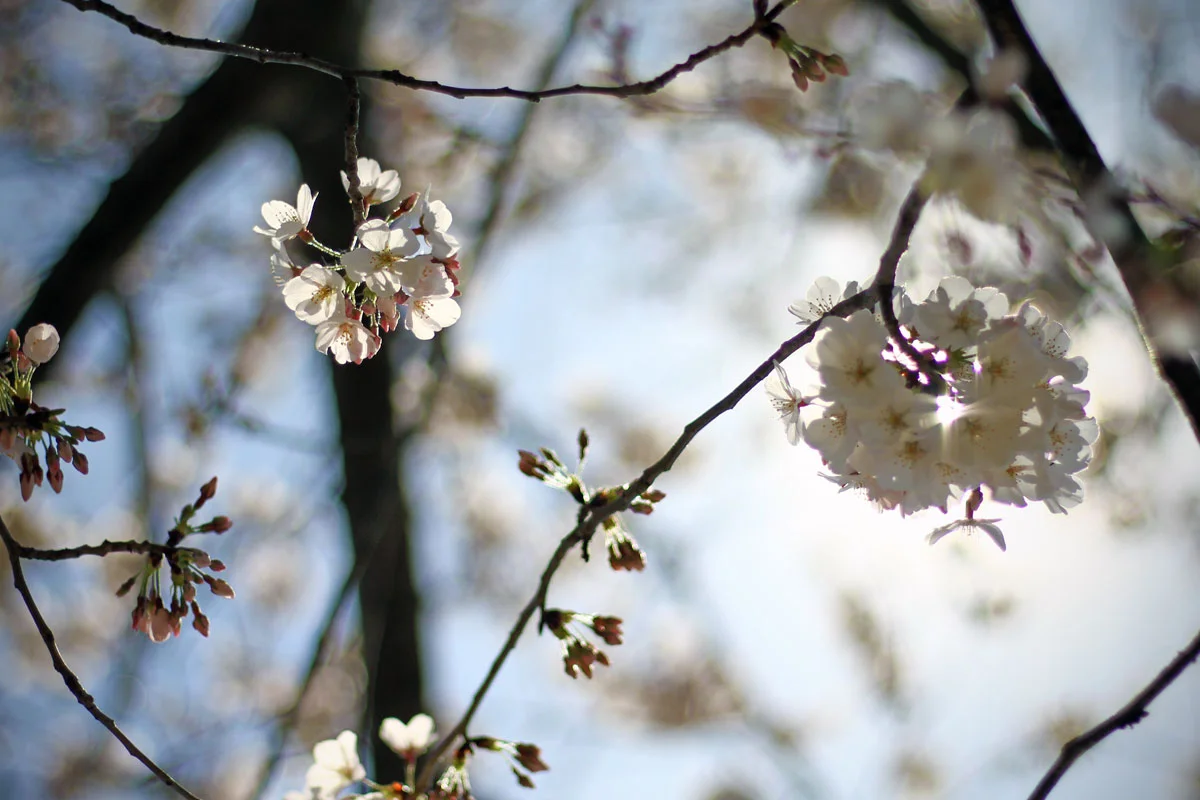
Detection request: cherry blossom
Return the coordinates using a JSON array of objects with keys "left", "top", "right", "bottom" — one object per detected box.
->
[
  {"left": 788, "top": 277, "right": 861, "bottom": 324},
  {"left": 253, "top": 184, "right": 315, "bottom": 246},
  {"left": 402, "top": 293, "right": 461, "bottom": 341},
  {"left": 380, "top": 713, "right": 436, "bottom": 758},
  {"left": 315, "top": 314, "right": 380, "bottom": 364},
  {"left": 305, "top": 731, "right": 366, "bottom": 797},
  {"left": 765, "top": 362, "right": 807, "bottom": 445},
  {"left": 22, "top": 323, "right": 59, "bottom": 365},
  {"left": 283, "top": 266, "right": 346, "bottom": 324},
  {"left": 772, "top": 276, "right": 1095, "bottom": 542},
  {"left": 341, "top": 157, "right": 401, "bottom": 207},
  {"left": 927, "top": 517, "right": 1007, "bottom": 551},
  {"left": 341, "top": 219, "right": 422, "bottom": 295}
]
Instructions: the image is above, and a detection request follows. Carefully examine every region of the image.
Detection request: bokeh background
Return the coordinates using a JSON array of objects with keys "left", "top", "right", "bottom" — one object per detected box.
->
[{"left": 2, "top": 0, "right": 1200, "bottom": 798}]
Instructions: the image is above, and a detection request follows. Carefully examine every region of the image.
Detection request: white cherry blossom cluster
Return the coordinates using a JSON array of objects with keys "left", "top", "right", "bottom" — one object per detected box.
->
[
  {"left": 769, "top": 277, "right": 1097, "bottom": 550},
  {"left": 255, "top": 158, "right": 462, "bottom": 364}
]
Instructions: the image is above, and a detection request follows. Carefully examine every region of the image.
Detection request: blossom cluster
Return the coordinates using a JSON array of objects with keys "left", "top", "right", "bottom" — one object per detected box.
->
[
  {"left": 1, "top": 324, "right": 105, "bottom": 500},
  {"left": 256, "top": 158, "right": 462, "bottom": 364},
  {"left": 117, "top": 477, "right": 235, "bottom": 642},
  {"left": 516, "top": 433, "right": 661, "bottom": 571},
  {"left": 285, "top": 714, "right": 548, "bottom": 799},
  {"left": 769, "top": 277, "right": 1097, "bottom": 549},
  {"left": 542, "top": 608, "right": 624, "bottom": 679}
]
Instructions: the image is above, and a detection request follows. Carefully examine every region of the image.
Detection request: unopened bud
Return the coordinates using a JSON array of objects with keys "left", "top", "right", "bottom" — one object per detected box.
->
[
  {"left": 207, "top": 577, "right": 235, "bottom": 599},
  {"left": 70, "top": 448, "right": 89, "bottom": 475},
  {"left": 83, "top": 427, "right": 105, "bottom": 442},
  {"left": 115, "top": 574, "right": 139, "bottom": 598},
  {"left": 821, "top": 53, "right": 849, "bottom": 77},
  {"left": 200, "top": 516, "right": 233, "bottom": 534}
]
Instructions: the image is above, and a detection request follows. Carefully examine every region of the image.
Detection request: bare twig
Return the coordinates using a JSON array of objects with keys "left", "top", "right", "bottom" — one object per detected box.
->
[
  {"left": 342, "top": 77, "right": 366, "bottom": 227},
  {"left": 59, "top": 0, "right": 799, "bottom": 102},
  {"left": 1027, "top": 625, "right": 1200, "bottom": 800},
  {"left": 0, "top": 515, "right": 204, "bottom": 800},
  {"left": 17, "top": 538, "right": 173, "bottom": 561},
  {"left": 418, "top": 148, "right": 939, "bottom": 783}
]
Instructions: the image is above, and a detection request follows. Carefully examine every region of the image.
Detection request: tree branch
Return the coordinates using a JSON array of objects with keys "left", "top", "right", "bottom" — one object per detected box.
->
[
  {"left": 416, "top": 158, "right": 936, "bottom": 784},
  {"left": 1027, "top": 624, "right": 1200, "bottom": 800},
  {"left": 974, "top": 0, "right": 1200, "bottom": 442},
  {"left": 0, "top": 515, "right": 203, "bottom": 800},
  {"left": 17, "top": 538, "right": 173, "bottom": 561},
  {"left": 59, "top": 0, "right": 799, "bottom": 102}
]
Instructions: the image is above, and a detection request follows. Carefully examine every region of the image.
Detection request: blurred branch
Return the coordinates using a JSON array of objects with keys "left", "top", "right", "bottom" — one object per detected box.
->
[
  {"left": 0, "top": 514, "right": 204, "bottom": 800},
  {"left": 61, "top": 0, "right": 800, "bottom": 102},
  {"left": 1027, "top": 624, "right": 1200, "bottom": 800},
  {"left": 975, "top": 0, "right": 1200, "bottom": 442}
]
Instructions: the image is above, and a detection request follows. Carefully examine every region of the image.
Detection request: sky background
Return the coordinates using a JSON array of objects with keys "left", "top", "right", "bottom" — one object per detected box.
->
[{"left": 2, "top": 0, "right": 1200, "bottom": 799}]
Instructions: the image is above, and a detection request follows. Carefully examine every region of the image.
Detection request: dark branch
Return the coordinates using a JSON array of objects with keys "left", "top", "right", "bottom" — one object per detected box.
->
[
  {"left": 17, "top": 538, "right": 172, "bottom": 561},
  {"left": 342, "top": 77, "right": 366, "bottom": 227},
  {"left": 60, "top": 0, "right": 799, "bottom": 102},
  {"left": 0, "top": 515, "right": 203, "bottom": 800},
  {"left": 1027, "top": 625, "right": 1200, "bottom": 800},
  {"left": 975, "top": 0, "right": 1200, "bottom": 443}
]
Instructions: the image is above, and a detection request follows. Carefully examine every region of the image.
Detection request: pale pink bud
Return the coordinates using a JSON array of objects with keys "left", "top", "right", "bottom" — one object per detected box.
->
[
  {"left": 208, "top": 578, "right": 235, "bottom": 599},
  {"left": 22, "top": 323, "right": 60, "bottom": 365}
]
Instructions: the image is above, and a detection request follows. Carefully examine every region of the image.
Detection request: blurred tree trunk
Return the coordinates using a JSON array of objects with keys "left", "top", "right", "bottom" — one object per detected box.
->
[{"left": 15, "top": 0, "right": 423, "bottom": 782}]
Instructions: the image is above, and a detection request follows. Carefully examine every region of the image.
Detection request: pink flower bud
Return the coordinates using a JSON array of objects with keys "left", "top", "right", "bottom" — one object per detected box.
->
[
  {"left": 70, "top": 448, "right": 89, "bottom": 475},
  {"left": 200, "top": 516, "right": 233, "bottom": 534},
  {"left": 83, "top": 427, "right": 105, "bottom": 442},
  {"left": 208, "top": 578, "right": 235, "bottom": 599}
]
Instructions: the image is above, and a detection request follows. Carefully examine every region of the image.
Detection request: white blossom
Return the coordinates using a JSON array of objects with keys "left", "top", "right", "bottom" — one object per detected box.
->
[
  {"left": 315, "top": 314, "right": 380, "bottom": 364},
  {"left": 927, "top": 517, "right": 1006, "bottom": 551},
  {"left": 765, "top": 362, "right": 807, "bottom": 445},
  {"left": 402, "top": 294, "right": 461, "bottom": 341},
  {"left": 341, "top": 157, "right": 401, "bottom": 207},
  {"left": 22, "top": 323, "right": 60, "bottom": 365},
  {"left": 254, "top": 184, "right": 316, "bottom": 246},
  {"left": 788, "top": 277, "right": 861, "bottom": 324},
  {"left": 304, "top": 731, "right": 365, "bottom": 797},
  {"left": 379, "top": 713, "right": 436, "bottom": 757},
  {"left": 283, "top": 266, "right": 345, "bottom": 325},
  {"left": 341, "top": 219, "right": 421, "bottom": 295}
]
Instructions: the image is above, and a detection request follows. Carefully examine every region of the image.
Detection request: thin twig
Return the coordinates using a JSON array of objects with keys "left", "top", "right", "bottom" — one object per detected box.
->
[
  {"left": 17, "top": 538, "right": 173, "bottom": 561},
  {"left": 342, "top": 77, "right": 366, "bottom": 227},
  {"left": 0, "top": 515, "right": 204, "bottom": 800},
  {"left": 418, "top": 156, "right": 935, "bottom": 783},
  {"left": 59, "top": 0, "right": 799, "bottom": 101},
  {"left": 1027, "top": 624, "right": 1200, "bottom": 800}
]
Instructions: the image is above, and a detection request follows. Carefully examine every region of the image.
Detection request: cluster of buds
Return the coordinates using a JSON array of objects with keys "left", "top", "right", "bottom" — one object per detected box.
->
[
  {"left": 430, "top": 747, "right": 473, "bottom": 800},
  {"left": 600, "top": 515, "right": 646, "bottom": 571},
  {"left": 758, "top": 20, "right": 849, "bottom": 92},
  {"left": 543, "top": 608, "right": 623, "bottom": 679},
  {"left": 256, "top": 158, "right": 463, "bottom": 364},
  {"left": 470, "top": 737, "right": 549, "bottom": 790},
  {"left": 517, "top": 429, "right": 662, "bottom": 571},
  {"left": 117, "top": 478, "right": 234, "bottom": 642},
  {"left": 1, "top": 324, "right": 105, "bottom": 501}
]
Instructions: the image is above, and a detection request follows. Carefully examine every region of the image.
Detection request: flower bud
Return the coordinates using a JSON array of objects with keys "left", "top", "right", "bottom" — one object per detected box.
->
[{"left": 22, "top": 323, "right": 60, "bottom": 365}]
